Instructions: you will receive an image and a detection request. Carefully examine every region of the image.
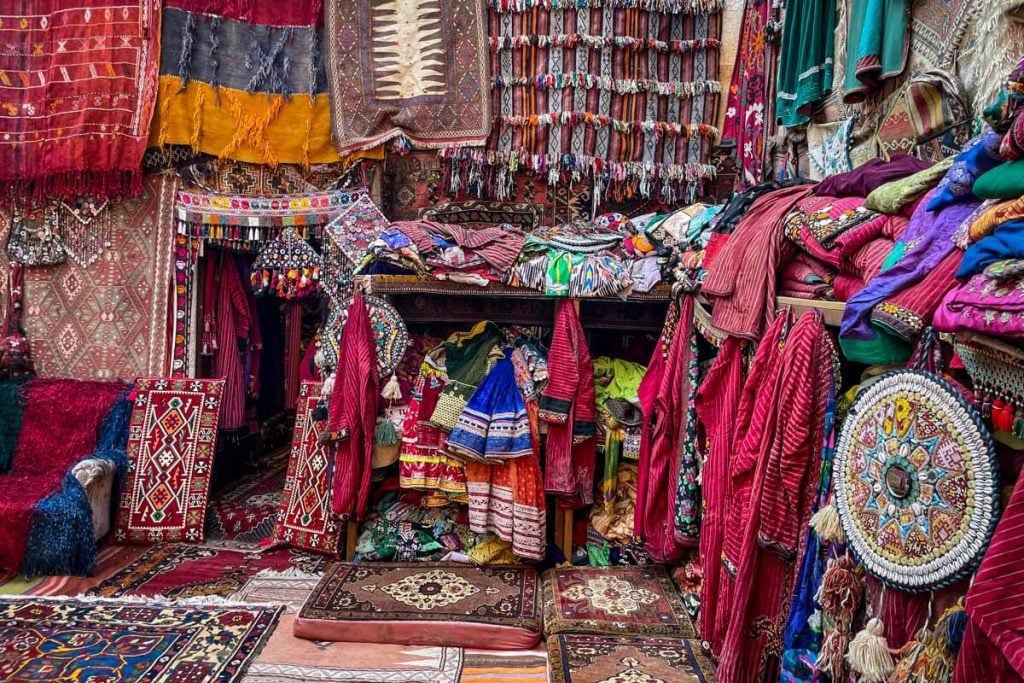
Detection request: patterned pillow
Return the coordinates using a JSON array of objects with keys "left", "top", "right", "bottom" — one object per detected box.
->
[{"left": 808, "top": 118, "right": 855, "bottom": 180}]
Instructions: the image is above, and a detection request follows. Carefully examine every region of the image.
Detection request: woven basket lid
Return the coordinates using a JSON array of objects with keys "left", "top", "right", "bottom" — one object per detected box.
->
[{"left": 834, "top": 370, "right": 1000, "bottom": 591}]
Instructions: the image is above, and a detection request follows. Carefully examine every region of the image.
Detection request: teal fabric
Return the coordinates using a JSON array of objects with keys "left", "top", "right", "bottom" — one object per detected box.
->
[
  {"left": 775, "top": 0, "right": 837, "bottom": 126},
  {"left": 843, "top": 0, "right": 910, "bottom": 103}
]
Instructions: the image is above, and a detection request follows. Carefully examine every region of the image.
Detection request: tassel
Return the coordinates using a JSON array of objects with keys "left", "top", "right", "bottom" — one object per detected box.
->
[
  {"left": 381, "top": 372, "right": 402, "bottom": 401},
  {"left": 818, "top": 630, "right": 851, "bottom": 677},
  {"left": 809, "top": 501, "right": 846, "bottom": 544},
  {"left": 817, "top": 555, "right": 863, "bottom": 625},
  {"left": 847, "top": 618, "right": 895, "bottom": 683},
  {"left": 942, "top": 601, "right": 967, "bottom": 654},
  {"left": 322, "top": 373, "right": 336, "bottom": 398},
  {"left": 375, "top": 417, "right": 398, "bottom": 446}
]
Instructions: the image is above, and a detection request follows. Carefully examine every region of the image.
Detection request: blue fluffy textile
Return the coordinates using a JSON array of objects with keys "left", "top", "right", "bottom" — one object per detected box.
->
[{"left": 21, "top": 389, "right": 132, "bottom": 577}]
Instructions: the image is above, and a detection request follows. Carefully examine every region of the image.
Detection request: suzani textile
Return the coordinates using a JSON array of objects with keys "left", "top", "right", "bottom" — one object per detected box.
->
[
  {"left": 0, "top": 1, "right": 161, "bottom": 206},
  {"left": 324, "top": 0, "right": 492, "bottom": 153},
  {"left": 114, "top": 378, "right": 225, "bottom": 544},
  {"left": 0, "top": 595, "right": 281, "bottom": 682},
  {"left": 272, "top": 382, "right": 344, "bottom": 556},
  {"left": 722, "top": 0, "right": 771, "bottom": 188},
  {"left": 151, "top": 0, "right": 341, "bottom": 165},
  {"left": 442, "top": 0, "right": 722, "bottom": 202}
]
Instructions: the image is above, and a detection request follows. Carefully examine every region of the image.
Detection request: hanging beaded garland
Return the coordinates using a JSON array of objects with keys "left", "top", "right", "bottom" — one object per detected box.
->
[
  {"left": 954, "top": 338, "right": 1024, "bottom": 438},
  {"left": 250, "top": 227, "right": 323, "bottom": 300},
  {"left": 318, "top": 294, "right": 407, "bottom": 378},
  {"left": 834, "top": 370, "right": 1000, "bottom": 592},
  {"left": 56, "top": 196, "right": 111, "bottom": 268}
]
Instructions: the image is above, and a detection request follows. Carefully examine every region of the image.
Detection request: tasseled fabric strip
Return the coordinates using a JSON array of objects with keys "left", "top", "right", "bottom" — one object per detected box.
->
[
  {"left": 21, "top": 390, "right": 132, "bottom": 577},
  {"left": 0, "top": 379, "right": 28, "bottom": 473}
]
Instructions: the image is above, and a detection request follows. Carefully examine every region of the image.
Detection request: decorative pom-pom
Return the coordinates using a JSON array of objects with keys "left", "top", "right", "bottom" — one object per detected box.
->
[
  {"left": 847, "top": 618, "right": 895, "bottom": 683},
  {"left": 381, "top": 372, "right": 402, "bottom": 401},
  {"left": 818, "top": 555, "right": 863, "bottom": 625},
  {"left": 809, "top": 501, "right": 846, "bottom": 544},
  {"left": 322, "top": 373, "right": 336, "bottom": 398},
  {"left": 375, "top": 417, "right": 398, "bottom": 446}
]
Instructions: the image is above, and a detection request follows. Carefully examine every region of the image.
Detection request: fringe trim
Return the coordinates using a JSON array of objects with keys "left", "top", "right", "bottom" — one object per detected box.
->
[
  {"left": 0, "top": 170, "right": 144, "bottom": 211},
  {"left": 494, "top": 74, "right": 722, "bottom": 98},
  {"left": 0, "top": 592, "right": 283, "bottom": 611},
  {"left": 497, "top": 114, "right": 720, "bottom": 139},
  {"left": 491, "top": 34, "right": 720, "bottom": 54},
  {"left": 489, "top": 0, "right": 725, "bottom": 15}
]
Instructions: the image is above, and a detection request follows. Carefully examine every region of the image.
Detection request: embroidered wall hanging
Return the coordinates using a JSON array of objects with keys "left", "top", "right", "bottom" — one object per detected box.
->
[
  {"left": 319, "top": 294, "right": 408, "bottom": 377},
  {"left": 324, "top": 0, "right": 492, "bottom": 153},
  {"left": 0, "top": 2, "right": 161, "bottom": 207},
  {"left": 0, "top": 175, "right": 177, "bottom": 381},
  {"left": 151, "top": 0, "right": 344, "bottom": 166},
  {"left": 441, "top": 0, "right": 722, "bottom": 203},
  {"left": 322, "top": 191, "right": 390, "bottom": 298},
  {"left": 833, "top": 370, "right": 1000, "bottom": 591},
  {"left": 272, "top": 381, "right": 344, "bottom": 556},
  {"left": 5, "top": 208, "right": 65, "bottom": 267},
  {"left": 113, "top": 377, "right": 225, "bottom": 544},
  {"left": 251, "top": 227, "right": 323, "bottom": 300},
  {"left": 171, "top": 188, "right": 362, "bottom": 376}
]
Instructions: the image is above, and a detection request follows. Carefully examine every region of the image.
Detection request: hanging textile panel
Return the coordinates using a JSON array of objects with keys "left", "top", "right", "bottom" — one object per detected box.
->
[
  {"left": 0, "top": 175, "right": 176, "bottom": 381},
  {"left": 324, "top": 0, "right": 492, "bottom": 153},
  {"left": 272, "top": 381, "right": 344, "bottom": 556},
  {"left": 0, "top": 1, "right": 161, "bottom": 207},
  {"left": 113, "top": 377, "right": 225, "bottom": 544},
  {"left": 151, "top": 0, "right": 346, "bottom": 166},
  {"left": 442, "top": 0, "right": 723, "bottom": 203},
  {"left": 170, "top": 187, "right": 363, "bottom": 377}
]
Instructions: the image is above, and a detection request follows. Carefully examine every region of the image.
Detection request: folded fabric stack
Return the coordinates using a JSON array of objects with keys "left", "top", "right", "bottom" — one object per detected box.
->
[{"left": 361, "top": 220, "right": 525, "bottom": 285}]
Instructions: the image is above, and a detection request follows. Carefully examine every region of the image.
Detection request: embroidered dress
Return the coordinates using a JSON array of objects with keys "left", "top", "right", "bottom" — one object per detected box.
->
[
  {"left": 464, "top": 401, "right": 547, "bottom": 561},
  {"left": 541, "top": 300, "right": 597, "bottom": 507},
  {"left": 447, "top": 351, "right": 533, "bottom": 463},
  {"left": 430, "top": 323, "right": 505, "bottom": 431}
]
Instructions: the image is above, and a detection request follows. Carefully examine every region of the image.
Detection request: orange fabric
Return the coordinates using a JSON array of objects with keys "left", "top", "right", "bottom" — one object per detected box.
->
[{"left": 970, "top": 197, "right": 1024, "bottom": 244}]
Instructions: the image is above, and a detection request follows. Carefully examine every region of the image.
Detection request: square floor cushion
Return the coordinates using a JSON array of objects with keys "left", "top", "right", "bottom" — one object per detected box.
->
[
  {"left": 543, "top": 565, "right": 696, "bottom": 637},
  {"left": 294, "top": 562, "right": 542, "bottom": 649}
]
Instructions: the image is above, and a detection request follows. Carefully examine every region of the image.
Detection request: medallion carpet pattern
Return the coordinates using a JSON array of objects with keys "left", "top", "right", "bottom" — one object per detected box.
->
[
  {"left": 543, "top": 565, "right": 696, "bottom": 637},
  {"left": 548, "top": 633, "right": 716, "bottom": 683},
  {"left": 0, "top": 595, "right": 281, "bottom": 683}
]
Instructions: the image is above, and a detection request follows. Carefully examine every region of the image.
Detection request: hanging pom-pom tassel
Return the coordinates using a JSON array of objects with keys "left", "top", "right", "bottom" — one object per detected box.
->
[
  {"left": 942, "top": 600, "right": 967, "bottom": 655},
  {"left": 847, "top": 618, "right": 895, "bottom": 683},
  {"left": 818, "top": 629, "right": 852, "bottom": 678},
  {"left": 375, "top": 416, "right": 398, "bottom": 446},
  {"left": 817, "top": 555, "right": 863, "bottom": 626},
  {"left": 381, "top": 372, "right": 402, "bottom": 401},
  {"left": 809, "top": 501, "right": 846, "bottom": 544},
  {"left": 322, "top": 372, "right": 336, "bottom": 398}
]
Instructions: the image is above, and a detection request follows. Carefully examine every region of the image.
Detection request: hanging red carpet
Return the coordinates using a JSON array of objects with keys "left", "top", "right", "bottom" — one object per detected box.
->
[
  {"left": 294, "top": 562, "right": 542, "bottom": 649},
  {"left": 543, "top": 565, "right": 696, "bottom": 637},
  {"left": 324, "top": 0, "right": 492, "bottom": 153},
  {"left": 548, "top": 634, "right": 716, "bottom": 683},
  {"left": 0, "top": 2, "right": 161, "bottom": 207},
  {"left": 272, "top": 381, "right": 344, "bottom": 556},
  {"left": 0, "top": 595, "right": 281, "bottom": 682},
  {"left": 113, "top": 378, "right": 224, "bottom": 544}
]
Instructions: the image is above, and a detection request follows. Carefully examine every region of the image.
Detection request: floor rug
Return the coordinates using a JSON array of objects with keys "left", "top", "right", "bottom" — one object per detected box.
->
[
  {"left": 272, "top": 381, "right": 344, "bottom": 556},
  {"left": 206, "top": 448, "right": 289, "bottom": 550},
  {"left": 246, "top": 614, "right": 465, "bottom": 683},
  {"left": 0, "top": 595, "right": 281, "bottom": 682},
  {"left": 113, "top": 378, "right": 225, "bottom": 544},
  {"left": 543, "top": 565, "right": 696, "bottom": 637},
  {"left": 0, "top": 545, "right": 146, "bottom": 598},
  {"left": 295, "top": 562, "right": 542, "bottom": 649},
  {"left": 548, "top": 634, "right": 716, "bottom": 683},
  {"left": 88, "top": 544, "right": 327, "bottom": 601},
  {"left": 230, "top": 568, "right": 323, "bottom": 613},
  {"left": 460, "top": 648, "right": 549, "bottom": 683}
]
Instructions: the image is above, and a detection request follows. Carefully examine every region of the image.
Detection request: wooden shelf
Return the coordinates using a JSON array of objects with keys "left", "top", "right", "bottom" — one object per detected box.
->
[
  {"left": 357, "top": 275, "right": 673, "bottom": 302},
  {"left": 776, "top": 297, "right": 846, "bottom": 327}
]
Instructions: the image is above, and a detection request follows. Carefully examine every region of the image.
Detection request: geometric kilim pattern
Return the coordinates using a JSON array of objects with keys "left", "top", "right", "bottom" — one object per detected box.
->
[
  {"left": 114, "top": 378, "right": 225, "bottom": 545},
  {"left": 273, "top": 382, "right": 343, "bottom": 557}
]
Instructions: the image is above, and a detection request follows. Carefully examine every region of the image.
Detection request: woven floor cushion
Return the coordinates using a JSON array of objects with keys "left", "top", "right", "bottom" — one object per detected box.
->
[
  {"left": 543, "top": 565, "right": 696, "bottom": 637},
  {"left": 294, "top": 562, "right": 542, "bottom": 649}
]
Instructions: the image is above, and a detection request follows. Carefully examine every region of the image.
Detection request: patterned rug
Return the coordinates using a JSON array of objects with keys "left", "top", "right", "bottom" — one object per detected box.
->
[
  {"left": 272, "top": 382, "right": 344, "bottom": 556},
  {"left": 0, "top": 175, "right": 177, "bottom": 380},
  {"left": 114, "top": 378, "right": 225, "bottom": 545},
  {"left": 0, "top": 595, "right": 281, "bottom": 682},
  {"left": 0, "top": 2, "right": 160, "bottom": 205},
  {"left": 543, "top": 565, "right": 696, "bottom": 637},
  {"left": 295, "top": 563, "right": 542, "bottom": 649},
  {"left": 548, "top": 634, "right": 716, "bottom": 683},
  {"left": 324, "top": 0, "right": 492, "bottom": 153},
  {"left": 206, "top": 448, "right": 289, "bottom": 550},
  {"left": 229, "top": 568, "right": 323, "bottom": 613},
  {"left": 88, "top": 544, "right": 327, "bottom": 601}
]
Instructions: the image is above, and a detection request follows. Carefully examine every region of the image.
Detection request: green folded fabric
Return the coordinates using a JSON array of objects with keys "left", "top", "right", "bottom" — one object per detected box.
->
[
  {"left": 865, "top": 157, "right": 954, "bottom": 214},
  {"left": 839, "top": 332, "right": 912, "bottom": 365},
  {"left": 974, "top": 160, "right": 1024, "bottom": 200}
]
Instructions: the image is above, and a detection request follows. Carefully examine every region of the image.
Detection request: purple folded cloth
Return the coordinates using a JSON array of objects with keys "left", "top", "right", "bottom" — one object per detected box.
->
[{"left": 814, "top": 157, "right": 934, "bottom": 198}]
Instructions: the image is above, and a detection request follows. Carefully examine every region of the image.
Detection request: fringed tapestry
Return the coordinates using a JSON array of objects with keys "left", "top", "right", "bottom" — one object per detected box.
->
[
  {"left": 272, "top": 381, "right": 344, "bottom": 556},
  {"left": 322, "top": 192, "right": 390, "bottom": 297},
  {"left": 833, "top": 370, "right": 1000, "bottom": 591},
  {"left": 170, "top": 188, "right": 362, "bottom": 376},
  {"left": 0, "top": 2, "right": 161, "bottom": 207},
  {"left": 324, "top": 0, "right": 492, "bottom": 154},
  {"left": 113, "top": 378, "right": 225, "bottom": 544},
  {"left": 441, "top": 0, "right": 723, "bottom": 204},
  {"left": 0, "top": 175, "right": 177, "bottom": 381},
  {"left": 151, "top": 0, "right": 349, "bottom": 166}
]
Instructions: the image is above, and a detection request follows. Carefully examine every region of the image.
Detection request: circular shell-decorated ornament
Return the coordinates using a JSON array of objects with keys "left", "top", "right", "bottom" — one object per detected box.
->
[
  {"left": 319, "top": 294, "right": 408, "bottom": 379},
  {"left": 834, "top": 370, "right": 1000, "bottom": 592}
]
